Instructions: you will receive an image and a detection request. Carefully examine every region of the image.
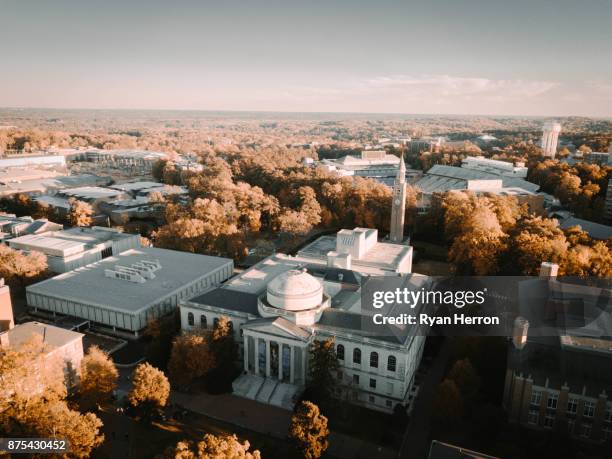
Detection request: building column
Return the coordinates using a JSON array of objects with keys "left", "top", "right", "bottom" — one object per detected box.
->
[
  {"left": 265, "top": 340, "right": 271, "bottom": 377},
  {"left": 278, "top": 343, "right": 283, "bottom": 381},
  {"left": 243, "top": 334, "right": 249, "bottom": 373},
  {"left": 254, "top": 338, "right": 260, "bottom": 375},
  {"left": 290, "top": 346, "right": 295, "bottom": 384}
]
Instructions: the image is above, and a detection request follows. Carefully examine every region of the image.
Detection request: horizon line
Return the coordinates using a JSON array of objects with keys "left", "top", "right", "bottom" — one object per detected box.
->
[{"left": 1, "top": 106, "right": 611, "bottom": 120}]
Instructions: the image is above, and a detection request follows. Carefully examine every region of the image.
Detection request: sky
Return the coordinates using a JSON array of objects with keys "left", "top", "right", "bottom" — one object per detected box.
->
[{"left": 1, "top": 0, "right": 611, "bottom": 116}]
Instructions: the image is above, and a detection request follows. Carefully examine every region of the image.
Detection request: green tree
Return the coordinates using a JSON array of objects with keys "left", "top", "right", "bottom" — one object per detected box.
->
[
  {"left": 209, "top": 316, "right": 237, "bottom": 391},
  {"left": 307, "top": 338, "right": 339, "bottom": 405}
]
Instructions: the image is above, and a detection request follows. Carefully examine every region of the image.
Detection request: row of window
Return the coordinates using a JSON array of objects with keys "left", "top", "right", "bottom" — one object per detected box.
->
[
  {"left": 186, "top": 312, "right": 234, "bottom": 334},
  {"left": 531, "top": 391, "right": 612, "bottom": 421},
  {"left": 336, "top": 344, "right": 396, "bottom": 372},
  {"left": 335, "top": 387, "right": 395, "bottom": 409}
]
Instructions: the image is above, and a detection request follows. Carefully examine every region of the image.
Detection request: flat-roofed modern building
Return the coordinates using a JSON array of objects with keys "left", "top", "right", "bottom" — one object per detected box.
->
[
  {"left": 8, "top": 226, "right": 141, "bottom": 272},
  {"left": 461, "top": 156, "right": 528, "bottom": 178},
  {"left": 26, "top": 247, "right": 233, "bottom": 337}
]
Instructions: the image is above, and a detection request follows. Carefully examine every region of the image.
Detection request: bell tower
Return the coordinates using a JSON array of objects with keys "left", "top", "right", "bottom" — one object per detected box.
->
[{"left": 389, "top": 154, "right": 407, "bottom": 243}]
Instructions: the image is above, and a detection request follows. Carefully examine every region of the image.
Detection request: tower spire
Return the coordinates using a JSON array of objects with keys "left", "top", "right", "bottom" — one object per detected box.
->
[{"left": 390, "top": 153, "right": 407, "bottom": 243}]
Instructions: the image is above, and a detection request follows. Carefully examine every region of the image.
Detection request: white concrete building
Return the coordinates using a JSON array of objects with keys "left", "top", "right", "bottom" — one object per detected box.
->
[
  {"left": 0, "top": 283, "right": 84, "bottom": 391},
  {"left": 8, "top": 226, "right": 142, "bottom": 273},
  {"left": 320, "top": 151, "right": 421, "bottom": 187},
  {"left": 541, "top": 122, "right": 562, "bottom": 158},
  {"left": 0, "top": 214, "right": 63, "bottom": 242},
  {"left": 180, "top": 228, "right": 422, "bottom": 413},
  {"left": 26, "top": 247, "right": 233, "bottom": 336}
]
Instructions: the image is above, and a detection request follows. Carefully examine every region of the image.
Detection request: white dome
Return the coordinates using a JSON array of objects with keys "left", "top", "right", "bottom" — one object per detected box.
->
[{"left": 266, "top": 269, "right": 323, "bottom": 311}]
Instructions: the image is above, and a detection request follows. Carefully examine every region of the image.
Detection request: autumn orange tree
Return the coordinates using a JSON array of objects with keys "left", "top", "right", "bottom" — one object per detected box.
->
[
  {"left": 79, "top": 345, "right": 119, "bottom": 408},
  {"left": 168, "top": 329, "right": 215, "bottom": 389},
  {"left": 289, "top": 401, "right": 329, "bottom": 459},
  {"left": 128, "top": 362, "right": 171, "bottom": 418},
  {"left": 159, "top": 434, "right": 261, "bottom": 459},
  {"left": 0, "top": 336, "right": 104, "bottom": 458}
]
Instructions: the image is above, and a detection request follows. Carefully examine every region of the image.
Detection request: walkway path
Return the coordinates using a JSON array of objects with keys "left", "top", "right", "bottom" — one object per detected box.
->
[{"left": 171, "top": 391, "right": 396, "bottom": 459}]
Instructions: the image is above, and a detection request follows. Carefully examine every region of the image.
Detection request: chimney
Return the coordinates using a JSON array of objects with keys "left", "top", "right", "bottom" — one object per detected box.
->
[
  {"left": 512, "top": 316, "right": 529, "bottom": 350},
  {"left": 539, "top": 262, "right": 558, "bottom": 278}
]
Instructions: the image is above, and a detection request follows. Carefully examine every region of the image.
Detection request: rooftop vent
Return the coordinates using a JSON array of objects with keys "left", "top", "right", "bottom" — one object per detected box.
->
[{"left": 104, "top": 259, "right": 161, "bottom": 283}]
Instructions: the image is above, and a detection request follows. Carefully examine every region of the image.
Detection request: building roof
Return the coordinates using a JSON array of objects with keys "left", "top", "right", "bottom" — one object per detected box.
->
[
  {"left": 27, "top": 248, "right": 233, "bottom": 314},
  {"left": 1, "top": 321, "right": 83, "bottom": 349},
  {"left": 58, "top": 186, "right": 126, "bottom": 200},
  {"left": 558, "top": 216, "right": 612, "bottom": 240},
  {"left": 190, "top": 288, "right": 260, "bottom": 315},
  {"left": 428, "top": 440, "right": 500, "bottom": 459},
  {"left": 416, "top": 165, "right": 539, "bottom": 194},
  {"left": 8, "top": 227, "right": 139, "bottom": 256},
  {"left": 298, "top": 235, "right": 412, "bottom": 275}
]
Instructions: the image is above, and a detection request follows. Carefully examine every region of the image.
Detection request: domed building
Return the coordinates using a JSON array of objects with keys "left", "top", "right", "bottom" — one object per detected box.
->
[
  {"left": 259, "top": 269, "right": 330, "bottom": 326},
  {"left": 179, "top": 228, "right": 425, "bottom": 414}
]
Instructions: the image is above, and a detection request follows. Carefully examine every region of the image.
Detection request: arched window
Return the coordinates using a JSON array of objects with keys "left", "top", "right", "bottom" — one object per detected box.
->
[
  {"left": 353, "top": 348, "right": 361, "bottom": 364},
  {"left": 187, "top": 312, "right": 194, "bottom": 326},
  {"left": 228, "top": 320, "right": 234, "bottom": 333},
  {"left": 213, "top": 317, "right": 219, "bottom": 328},
  {"left": 387, "top": 355, "right": 396, "bottom": 372},
  {"left": 200, "top": 315, "right": 207, "bottom": 329},
  {"left": 370, "top": 351, "right": 378, "bottom": 368},
  {"left": 337, "top": 344, "right": 345, "bottom": 360}
]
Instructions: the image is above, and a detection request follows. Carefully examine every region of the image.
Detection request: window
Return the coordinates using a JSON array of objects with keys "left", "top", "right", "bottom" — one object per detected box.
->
[
  {"left": 213, "top": 317, "right": 219, "bottom": 328},
  {"left": 352, "top": 374, "right": 359, "bottom": 385},
  {"left": 337, "top": 344, "right": 345, "bottom": 360},
  {"left": 187, "top": 312, "right": 194, "bottom": 326},
  {"left": 584, "top": 401, "right": 595, "bottom": 418},
  {"left": 368, "top": 395, "right": 375, "bottom": 403},
  {"left": 603, "top": 426, "right": 612, "bottom": 442},
  {"left": 544, "top": 414, "right": 555, "bottom": 429},
  {"left": 581, "top": 422, "right": 592, "bottom": 439},
  {"left": 353, "top": 348, "right": 361, "bottom": 364},
  {"left": 531, "top": 390, "right": 542, "bottom": 406},
  {"left": 547, "top": 393, "right": 559, "bottom": 410},
  {"left": 386, "top": 400, "right": 393, "bottom": 408},
  {"left": 200, "top": 315, "right": 207, "bottom": 328},
  {"left": 370, "top": 352, "right": 378, "bottom": 368},
  {"left": 228, "top": 320, "right": 234, "bottom": 333},
  {"left": 567, "top": 419, "right": 575, "bottom": 434},
  {"left": 387, "top": 355, "right": 396, "bottom": 372},
  {"left": 605, "top": 406, "right": 612, "bottom": 423},
  {"left": 386, "top": 382, "right": 394, "bottom": 394},
  {"left": 528, "top": 409, "right": 539, "bottom": 425},
  {"left": 370, "top": 378, "right": 376, "bottom": 389},
  {"left": 567, "top": 398, "right": 578, "bottom": 414}
]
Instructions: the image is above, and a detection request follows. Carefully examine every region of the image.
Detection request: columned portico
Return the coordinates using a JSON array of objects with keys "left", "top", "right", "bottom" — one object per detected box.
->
[{"left": 241, "top": 319, "right": 311, "bottom": 386}]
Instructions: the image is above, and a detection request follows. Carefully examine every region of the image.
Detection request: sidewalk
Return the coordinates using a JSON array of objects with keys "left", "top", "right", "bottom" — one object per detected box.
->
[{"left": 171, "top": 391, "right": 396, "bottom": 459}]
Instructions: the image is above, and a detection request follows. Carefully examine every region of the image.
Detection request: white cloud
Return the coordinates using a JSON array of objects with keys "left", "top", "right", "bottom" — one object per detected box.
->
[{"left": 284, "top": 75, "right": 559, "bottom": 106}]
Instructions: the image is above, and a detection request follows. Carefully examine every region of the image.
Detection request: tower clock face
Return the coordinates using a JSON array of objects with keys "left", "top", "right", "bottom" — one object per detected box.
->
[{"left": 394, "top": 199, "right": 400, "bottom": 205}]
